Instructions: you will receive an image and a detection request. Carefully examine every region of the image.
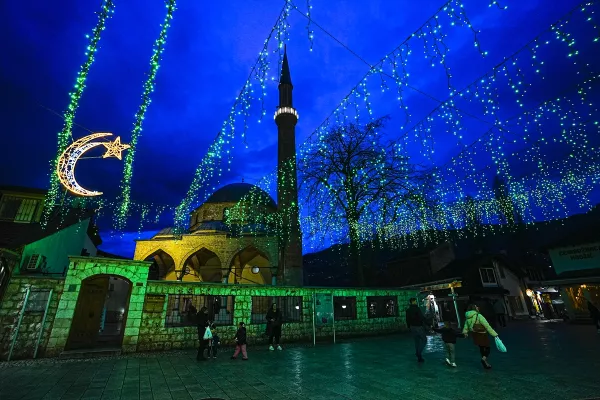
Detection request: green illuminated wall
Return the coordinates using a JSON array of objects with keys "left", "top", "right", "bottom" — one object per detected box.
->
[
  {"left": 1, "top": 256, "right": 416, "bottom": 359},
  {"left": 138, "top": 282, "right": 417, "bottom": 352}
]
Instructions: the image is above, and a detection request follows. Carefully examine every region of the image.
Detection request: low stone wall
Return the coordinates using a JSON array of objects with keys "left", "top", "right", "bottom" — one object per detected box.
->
[
  {"left": 138, "top": 281, "right": 416, "bottom": 352},
  {"left": 0, "top": 257, "right": 417, "bottom": 360},
  {"left": 0, "top": 276, "right": 65, "bottom": 361}
]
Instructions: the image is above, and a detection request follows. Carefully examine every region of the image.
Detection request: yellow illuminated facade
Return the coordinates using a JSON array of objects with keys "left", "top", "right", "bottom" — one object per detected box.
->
[{"left": 133, "top": 183, "right": 279, "bottom": 285}]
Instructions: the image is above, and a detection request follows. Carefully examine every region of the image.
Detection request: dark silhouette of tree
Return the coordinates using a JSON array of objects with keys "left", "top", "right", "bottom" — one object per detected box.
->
[{"left": 299, "top": 116, "right": 433, "bottom": 286}]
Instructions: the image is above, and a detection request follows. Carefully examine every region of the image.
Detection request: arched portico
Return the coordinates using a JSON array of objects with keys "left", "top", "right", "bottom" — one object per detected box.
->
[
  {"left": 180, "top": 248, "right": 222, "bottom": 282},
  {"left": 143, "top": 249, "right": 176, "bottom": 280},
  {"left": 227, "top": 245, "right": 273, "bottom": 285}
]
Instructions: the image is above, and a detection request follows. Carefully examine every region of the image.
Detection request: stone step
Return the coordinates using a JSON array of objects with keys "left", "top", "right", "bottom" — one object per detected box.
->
[{"left": 59, "top": 347, "right": 122, "bottom": 360}]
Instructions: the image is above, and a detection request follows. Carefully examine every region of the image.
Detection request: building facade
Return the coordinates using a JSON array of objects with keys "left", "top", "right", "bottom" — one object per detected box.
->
[{"left": 0, "top": 256, "right": 415, "bottom": 360}]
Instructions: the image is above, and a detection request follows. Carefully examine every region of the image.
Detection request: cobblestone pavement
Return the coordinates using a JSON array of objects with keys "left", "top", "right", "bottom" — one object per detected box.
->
[{"left": 1, "top": 320, "right": 599, "bottom": 400}]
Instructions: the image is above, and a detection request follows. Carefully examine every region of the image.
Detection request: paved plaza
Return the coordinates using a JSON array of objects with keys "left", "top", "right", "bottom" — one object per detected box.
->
[{"left": 1, "top": 320, "right": 599, "bottom": 400}]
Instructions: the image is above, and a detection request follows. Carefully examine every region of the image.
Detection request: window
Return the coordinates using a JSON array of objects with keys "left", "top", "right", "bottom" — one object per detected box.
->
[
  {"left": 0, "top": 196, "right": 21, "bottom": 220},
  {"left": 334, "top": 296, "right": 357, "bottom": 320},
  {"left": 479, "top": 268, "right": 498, "bottom": 286},
  {"left": 25, "top": 290, "right": 51, "bottom": 312},
  {"left": 366, "top": 296, "right": 398, "bottom": 319},
  {"left": 165, "top": 294, "right": 234, "bottom": 327},
  {"left": 251, "top": 296, "right": 303, "bottom": 324},
  {"left": 0, "top": 196, "right": 39, "bottom": 223}
]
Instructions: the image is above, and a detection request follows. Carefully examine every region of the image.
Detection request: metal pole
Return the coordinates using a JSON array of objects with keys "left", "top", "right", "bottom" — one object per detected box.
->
[
  {"left": 312, "top": 293, "right": 316, "bottom": 346},
  {"left": 8, "top": 287, "right": 31, "bottom": 361},
  {"left": 34, "top": 289, "right": 53, "bottom": 359},
  {"left": 450, "top": 287, "right": 461, "bottom": 328},
  {"left": 332, "top": 294, "right": 336, "bottom": 344}
]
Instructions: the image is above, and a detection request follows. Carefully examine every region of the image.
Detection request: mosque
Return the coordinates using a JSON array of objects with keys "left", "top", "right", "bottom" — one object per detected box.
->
[{"left": 133, "top": 48, "right": 304, "bottom": 287}]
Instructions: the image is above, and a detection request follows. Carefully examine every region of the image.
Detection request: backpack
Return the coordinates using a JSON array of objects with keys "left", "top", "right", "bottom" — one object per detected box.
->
[{"left": 471, "top": 314, "right": 487, "bottom": 334}]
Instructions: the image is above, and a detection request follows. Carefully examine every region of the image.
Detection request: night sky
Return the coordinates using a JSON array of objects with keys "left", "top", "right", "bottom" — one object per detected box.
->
[{"left": 1, "top": 0, "right": 597, "bottom": 257}]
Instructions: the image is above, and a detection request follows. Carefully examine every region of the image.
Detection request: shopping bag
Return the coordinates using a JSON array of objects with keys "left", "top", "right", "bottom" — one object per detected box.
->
[
  {"left": 495, "top": 336, "right": 507, "bottom": 353},
  {"left": 203, "top": 326, "right": 213, "bottom": 340}
]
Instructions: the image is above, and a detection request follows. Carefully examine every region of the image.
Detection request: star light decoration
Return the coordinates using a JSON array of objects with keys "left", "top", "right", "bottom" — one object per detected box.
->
[
  {"left": 102, "top": 137, "right": 130, "bottom": 160},
  {"left": 115, "top": 0, "right": 177, "bottom": 229},
  {"left": 43, "top": 0, "right": 115, "bottom": 224}
]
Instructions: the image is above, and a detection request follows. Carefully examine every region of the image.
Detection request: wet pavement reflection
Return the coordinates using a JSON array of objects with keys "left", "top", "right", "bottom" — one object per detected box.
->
[{"left": 1, "top": 320, "right": 599, "bottom": 400}]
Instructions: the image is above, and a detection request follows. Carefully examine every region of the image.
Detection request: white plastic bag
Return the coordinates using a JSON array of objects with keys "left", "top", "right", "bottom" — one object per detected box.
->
[
  {"left": 495, "top": 336, "right": 507, "bottom": 353},
  {"left": 203, "top": 326, "right": 213, "bottom": 340}
]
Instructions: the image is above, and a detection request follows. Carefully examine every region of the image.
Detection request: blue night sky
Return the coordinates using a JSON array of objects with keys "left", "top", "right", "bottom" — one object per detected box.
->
[{"left": 1, "top": 0, "right": 598, "bottom": 257}]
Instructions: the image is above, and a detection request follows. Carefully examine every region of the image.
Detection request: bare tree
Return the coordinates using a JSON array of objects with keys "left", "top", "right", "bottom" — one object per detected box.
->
[{"left": 299, "top": 116, "right": 433, "bottom": 286}]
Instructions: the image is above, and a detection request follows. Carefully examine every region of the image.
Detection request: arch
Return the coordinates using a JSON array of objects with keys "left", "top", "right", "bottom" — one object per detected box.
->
[
  {"left": 227, "top": 245, "right": 272, "bottom": 285},
  {"left": 48, "top": 257, "right": 151, "bottom": 355},
  {"left": 180, "top": 247, "right": 222, "bottom": 282},
  {"left": 65, "top": 274, "right": 133, "bottom": 350},
  {"left": 143, "top": 249, "right": 176, "bottom": 280}
]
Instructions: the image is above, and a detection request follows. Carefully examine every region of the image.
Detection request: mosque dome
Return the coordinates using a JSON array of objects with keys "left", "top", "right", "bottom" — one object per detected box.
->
[{"left": 205, "top": 183, "right": 276, "bottom": 209}]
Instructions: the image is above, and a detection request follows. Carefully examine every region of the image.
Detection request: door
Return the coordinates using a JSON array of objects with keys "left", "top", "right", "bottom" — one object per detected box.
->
[{"left": 65, "top": 275, "right": 110, "bottom": 350}]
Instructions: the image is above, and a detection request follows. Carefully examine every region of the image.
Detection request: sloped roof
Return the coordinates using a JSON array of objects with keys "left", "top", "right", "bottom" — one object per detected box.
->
[
  {"left": 0, "top": 208, "right": 97, "bottom": 250},
  {"left": 0, "top": 185, "right": 47, "bottom": 196},
  {"left": 204, "top": 183, "right": 276, "bottom": 209},
  {"left": 431, "top": 253, "right": 525, "bottom": 281}
]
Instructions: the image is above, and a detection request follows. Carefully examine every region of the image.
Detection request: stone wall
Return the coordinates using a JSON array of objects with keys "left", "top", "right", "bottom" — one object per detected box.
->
[
  {"left": 0, "top": 276, "right": 65, "bottom": 361},
  {"left": 0, "top": 256, "right": 417, "bottom": 360},
  {"left": 138, "top": 281, "right": 417, "bottom": 352}
]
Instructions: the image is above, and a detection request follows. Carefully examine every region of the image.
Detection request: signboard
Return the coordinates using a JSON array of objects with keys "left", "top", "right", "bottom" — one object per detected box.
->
[
  {"left": 314, "top": 293, "right": 334, "bottom": 326},
  {"left": 143, "top": 294, "right": 166, "bottom": 313},
  {"left": 549, "top": 243, "right": 600, "bottom": 275}
]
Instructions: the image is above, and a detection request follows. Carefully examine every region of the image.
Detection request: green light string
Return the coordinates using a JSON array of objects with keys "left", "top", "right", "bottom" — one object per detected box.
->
[
  {"left": 115, "top": 0, "right": 177, "bottom": 230},
  {"left": 43, "top": 0, "right": 115, "bottom": 225},
  {"left": 222, "top": 0, "right": 492, "bottom": 247},
  {"left": 173, "top": 2, "right": 293, "bottom": 233}
]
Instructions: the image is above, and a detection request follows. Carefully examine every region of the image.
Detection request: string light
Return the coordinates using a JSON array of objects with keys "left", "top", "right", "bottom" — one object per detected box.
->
[
  {"left": 43, "top": 0, "right": 115, "bottom": 224},
  {"left": 172, "top": 1, "right": 294, "bottom": 233},
  {"left": 115, "top": 0, "right": 177, "bottom": 229},
  {"left": 224, "top": 0, "right": 600, "bottom": 255}
]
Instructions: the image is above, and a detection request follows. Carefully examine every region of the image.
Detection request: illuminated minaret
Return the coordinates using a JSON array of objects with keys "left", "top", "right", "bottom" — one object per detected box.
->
[{"left": 274, "top": 46, "right": 303, "bottom": 286}]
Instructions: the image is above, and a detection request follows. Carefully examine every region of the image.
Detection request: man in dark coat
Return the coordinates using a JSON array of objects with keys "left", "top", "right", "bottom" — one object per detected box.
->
[
  {"left": 196, "top": 307, "right": 210, "bottom": 361},
  {"left": 266, "top": 303, "right": 283, "bottom": 350},
  {"left": 406, "top": 297, "right": 428, "bottom": 362}
]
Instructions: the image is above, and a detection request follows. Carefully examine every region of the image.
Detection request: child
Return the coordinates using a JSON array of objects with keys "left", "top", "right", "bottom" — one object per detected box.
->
[
  {"left": 231, "top": 321, "right": 248, "bottom": 361},
  {"left": 432, "top": 321, "right": 460, "bottom": 367},
  {"left": 208, "top": 324, "right": 220, "bottom": 359}
]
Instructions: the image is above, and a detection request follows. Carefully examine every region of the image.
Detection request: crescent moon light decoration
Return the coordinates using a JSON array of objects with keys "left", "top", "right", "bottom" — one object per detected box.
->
[{"left": 57, "top": 132, "right": 131, "bottom": 197}]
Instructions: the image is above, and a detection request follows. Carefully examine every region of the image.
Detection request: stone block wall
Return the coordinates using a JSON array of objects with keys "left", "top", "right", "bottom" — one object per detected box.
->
[
  {"left": 138, "top": 281, "right": 417, "bottom": 352},
  {"left": 0, "top": 276, "right": 65, "bottom": 361},
  {"left": 45, "top": 256, "right": 151, "bottom": 357}
]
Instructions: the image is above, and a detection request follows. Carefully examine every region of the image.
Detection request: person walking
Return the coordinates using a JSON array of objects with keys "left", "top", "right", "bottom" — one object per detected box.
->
[
  {"left": 493, "top": 299, "right": 508, "bottom": 328},
  {"left": 266, "top": 303, "right": 283, "bottom": 351},
  {"left": 196, "top": 306, "right": 210, "bottom": 361},
  {"left": 432, "top": 321, "right": 460, "bottom": 367},
  {"left": 406, "top": 297, "right": 428, "bottom": 363},
  {"left": 462, "top": 304, "right": 499, "bottom": 369},
  {"left": 231, "top": 322, "right": 248, "bottom": 360}
]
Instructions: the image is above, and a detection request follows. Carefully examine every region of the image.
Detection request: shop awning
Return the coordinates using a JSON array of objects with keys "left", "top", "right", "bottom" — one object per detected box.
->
[{"left": 401, "top": 277, "right": 462, "bottom": 292}]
